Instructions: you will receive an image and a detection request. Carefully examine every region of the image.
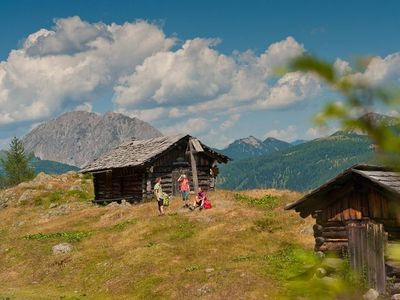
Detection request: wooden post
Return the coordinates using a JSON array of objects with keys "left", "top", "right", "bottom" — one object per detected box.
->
[{"left": 189, "top": 139, "right": 199, "bottom": 192}]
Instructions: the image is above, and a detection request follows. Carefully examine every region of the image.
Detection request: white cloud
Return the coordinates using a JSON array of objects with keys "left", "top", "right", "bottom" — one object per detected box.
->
[
  {"left": 220, "top": 114, "right": 241, "bottom": 130},
  {"left": 8, "top": 17, "right": 400, "bottom": 147},
  {"left": 306, "top": 126, "right": 337, "bottom": 139},
  {"left": 253, "top": 71, "right": 321, "bottom": 110},
  {"left": 351, "top": 53, "right": 400, "bottom": 85},
  {"left": 75, "top": 102, "right": 93, "bottom": 112},
  {"left": 0, "top": 16, "right": 174, "bottom": 125},
  {"left": 334, "top": 58, "right": 352, "bottom": 76},
  {"left": 162, "top": 118, "right": 210, "bottom": 136},
  {"left": 114, "top": 35, "right": 315, "bottom": 117},
  {"left": 116, "top": 107, "right": 167, "bottom": 122},
  {"left": 264, "top": 125, "right": 297, "bottom": 141}
]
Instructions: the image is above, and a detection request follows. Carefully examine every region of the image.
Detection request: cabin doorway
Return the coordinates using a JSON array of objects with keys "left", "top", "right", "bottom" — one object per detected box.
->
[{"left": 171, "top": 169, "right": 191, "bottom": 197}]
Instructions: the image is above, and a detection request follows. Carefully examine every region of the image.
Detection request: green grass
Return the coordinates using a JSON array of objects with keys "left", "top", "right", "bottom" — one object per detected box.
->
[
  {"left": 23, "top": 231, "right": 92, "bottom": 243},
  {"left": 0, "top": 188, "right": 367, "bottom": 299},
  {"left": 169, "top": 218, "right": 195, "bottom": 241},
  {"left": 234, "top": 193, "right": 279, "bottom": 208},
  {"left": 185, "top": 264, "right": 200, "bottom": 272},
  {"left": 112, "top": 219, "right": 137, "bottom": 231},
  {"left": 253, "top": 213, "right": 283, "bottom": 233},
  {"left": 32, "top": 189, "right": 92, "bottom": 207}
]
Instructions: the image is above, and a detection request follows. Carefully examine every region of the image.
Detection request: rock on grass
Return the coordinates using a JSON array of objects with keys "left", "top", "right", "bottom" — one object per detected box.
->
[{"left": 52, "top": 243, "right": 73, "bottom": 254}]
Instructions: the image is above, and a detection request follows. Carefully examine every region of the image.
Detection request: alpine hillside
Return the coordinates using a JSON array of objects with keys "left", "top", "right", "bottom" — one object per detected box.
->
[
  {"left": 220, "top": 136, "right": 292, "bottom": 160},
  {"left": 22, "top": 111, "right": 163, "bottom": 167},
  {"left": 0, "top": 150, "right": 79, "bottom": 179},
  {"left": 219, "top": 131, "right": 376, "bottom": 191}
]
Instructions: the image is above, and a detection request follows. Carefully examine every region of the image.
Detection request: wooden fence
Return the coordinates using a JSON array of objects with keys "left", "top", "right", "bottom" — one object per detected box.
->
[{"left": 347, "top": 220, "right": 386, "bottom": 293}]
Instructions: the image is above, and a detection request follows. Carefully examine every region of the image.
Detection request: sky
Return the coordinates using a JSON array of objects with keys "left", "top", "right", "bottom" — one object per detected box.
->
[{"left": 1, "top": 0, "right": 400, "bottom": 149}]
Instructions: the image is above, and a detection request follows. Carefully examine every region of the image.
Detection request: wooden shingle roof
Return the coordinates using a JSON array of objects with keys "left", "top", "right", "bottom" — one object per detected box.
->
[
  {"left": 80, "top": 134, "right": 229, "bottom": 173},
  {"left": 285, "top": 165, "right": 400, "bottom": 216}
]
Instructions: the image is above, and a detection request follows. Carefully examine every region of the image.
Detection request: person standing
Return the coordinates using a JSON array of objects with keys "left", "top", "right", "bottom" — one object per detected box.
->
[
  {"left": 154, "top": 177, "right": 165, "bottom": 216},
  {"left": 178, "top": 174, "right": 190, "bottom": 208}
]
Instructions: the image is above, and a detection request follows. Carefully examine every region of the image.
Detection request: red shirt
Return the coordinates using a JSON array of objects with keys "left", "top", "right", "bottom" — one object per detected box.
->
[{"left": 180, "top": 178, "right": 189, "bottom": 191}]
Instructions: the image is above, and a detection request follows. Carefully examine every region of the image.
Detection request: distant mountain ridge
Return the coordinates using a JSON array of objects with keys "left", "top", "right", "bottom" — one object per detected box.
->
[
  {"left": 0, "top": 150, "right": 78, "bottom": 178},
  {"left": 22, "top": 111, "right": 163, "bottom": 167},
  {"left": 219, "top": 130, "right": 376, "bottom": 191},
  {"left": 220, "top": 136, "right": 292, "bottom": 160}
]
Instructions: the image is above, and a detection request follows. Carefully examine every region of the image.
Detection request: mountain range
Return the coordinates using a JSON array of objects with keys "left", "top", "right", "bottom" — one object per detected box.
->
[
  {"left": 220, "top": 136, "right": 293, "bottom": 160},
  {"left": 0, "top": 150, "right": 79, "bottom": 179},
  {"left": 2, "top": 110, "right": 395, "bottom": 192},
  {"left": 218, "top": 131, "right": 376, "bottom": 191},
  {"left": 22, "top": 111, "right": 163, "bottom": 167}
]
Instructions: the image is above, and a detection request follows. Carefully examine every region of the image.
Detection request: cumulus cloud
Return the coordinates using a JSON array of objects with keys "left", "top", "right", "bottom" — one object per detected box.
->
[
  {"left": 114, "top": 35, "right": 315, "bottom": 117},
  {"left": 264, "top": 125, "right": 297, "bottom": 141},
  {"left": 162, "top": 117, "right": 210, "bottom": 136},
  {"left": 75, "top": 102, "right": 93, "bottom": 112},
  {"left": 8, "top": 17, "right": 400, "bottom": 148},
  {"left": 0, "top": 16, "right": 174, "bottom": 125},
  {"left": 306, "top": 126, "right": 337, "bottom": 139},
  {"left": 334, "top": 58, "right": 352, "bottom": 76},
  {"left": 253, "top": 72, "right": 321, "bottom": 110},
  {"left": 351, "top": 53, "right": 400, "bottom": 85}
]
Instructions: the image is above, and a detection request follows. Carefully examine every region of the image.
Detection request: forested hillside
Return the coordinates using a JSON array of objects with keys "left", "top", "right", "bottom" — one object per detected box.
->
[
  {"left": 0, "top": 151, "right": 78, "bottom": 178},
  {"left": 219, "top": 131, "right": 375, "bottom": 191}
]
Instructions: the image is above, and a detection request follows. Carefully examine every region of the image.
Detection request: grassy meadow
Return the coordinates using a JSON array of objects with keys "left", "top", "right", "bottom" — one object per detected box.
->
[{"left": 0, "top": 173, "right": 361, "bottom": 299}]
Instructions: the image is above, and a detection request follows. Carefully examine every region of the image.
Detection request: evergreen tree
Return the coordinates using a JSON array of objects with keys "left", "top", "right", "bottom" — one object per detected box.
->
[{"left": 0, "top": 137, "right": 35, "bottom": 187}]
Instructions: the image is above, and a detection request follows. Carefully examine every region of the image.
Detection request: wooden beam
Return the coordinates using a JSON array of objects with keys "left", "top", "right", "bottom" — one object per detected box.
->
[{"left": 189, "top": 138, "right": 199, "bottom": 192}]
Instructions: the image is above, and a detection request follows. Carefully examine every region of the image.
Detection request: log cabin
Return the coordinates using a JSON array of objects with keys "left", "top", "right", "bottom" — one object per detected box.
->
[
  {"left": 80, "top": 134, "right": 230, "bottom": 204},
  {"left": 285, "top": 164, "right": 400, "bottom": 293}
]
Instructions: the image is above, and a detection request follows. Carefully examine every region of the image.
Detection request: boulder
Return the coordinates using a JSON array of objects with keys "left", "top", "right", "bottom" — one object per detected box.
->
[
  {"left": 315, "top": 267, "right": 327, "bottom": 278},
  {"left": 392, "top": 294, "right": 400, "bottom": 300},
  {"left": 32, "top": 172, "right": 53, "bottom": 185},
  {"left": 18, "top": 189, "right": 36, "bottom": 204},
  {"left": 52, "top": 243, "right": 73, "bottom": 254},
  {"left": 363, "top": 289, "right": 379, "bottom": 300}
]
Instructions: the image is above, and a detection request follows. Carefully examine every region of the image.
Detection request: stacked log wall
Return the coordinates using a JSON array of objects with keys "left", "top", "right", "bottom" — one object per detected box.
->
[
  {"left": 93, "top": 167, "right": 144, "bottom": 202},
  {"left": 92, "top": 139, "right": 219, "bottom": 202}
]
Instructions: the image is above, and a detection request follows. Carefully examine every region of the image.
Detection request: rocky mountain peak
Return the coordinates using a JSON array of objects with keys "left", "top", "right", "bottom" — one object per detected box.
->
[
  {"left": 23, "top": 111, "right": 163, "bottom": 167},
  {"left": 239, "top": 136, "right": 263, "bottom": 147}
]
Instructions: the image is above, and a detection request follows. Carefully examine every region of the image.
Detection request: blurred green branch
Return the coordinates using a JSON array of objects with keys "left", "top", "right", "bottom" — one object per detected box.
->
[{"left": 290, "top": 55, "right": 400, "bottom": 168}]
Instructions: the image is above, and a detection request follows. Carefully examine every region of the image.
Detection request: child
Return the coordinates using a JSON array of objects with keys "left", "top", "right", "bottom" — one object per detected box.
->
[
  {"left": 154, "top": 177, "right": 165, "bottom": 216},
  {"left": 178, "top": 174, "right": 190, "bottom": 208}
]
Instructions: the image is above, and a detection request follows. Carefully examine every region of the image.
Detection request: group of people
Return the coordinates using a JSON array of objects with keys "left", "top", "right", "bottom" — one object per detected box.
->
[{"left": 153, "top": 174, "right": 211, "bottom": 216}]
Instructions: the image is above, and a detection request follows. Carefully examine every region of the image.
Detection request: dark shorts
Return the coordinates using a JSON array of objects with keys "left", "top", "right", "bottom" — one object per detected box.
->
[
  {"left": 181, "top": 190, "right": 189, "bottom": 200},
  {"left": 157, "top": 198, "right": 163, "bottom": 207}
]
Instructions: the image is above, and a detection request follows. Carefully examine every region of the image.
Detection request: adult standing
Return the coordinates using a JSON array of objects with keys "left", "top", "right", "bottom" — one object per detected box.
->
[
  {"left": 178, "top": 174, "right": 190, "bottom": 208},
  {"left": 154, "top": 177, "right": 165, "bottom": 216}
]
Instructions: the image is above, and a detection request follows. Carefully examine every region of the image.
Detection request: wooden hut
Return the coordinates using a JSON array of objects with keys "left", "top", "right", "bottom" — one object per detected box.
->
[
  {"left": 80, "top": 134, "right": 230, "bottom": 203},
  {"left": 285, "top": 164, "right": 400, "bottom": 293}
]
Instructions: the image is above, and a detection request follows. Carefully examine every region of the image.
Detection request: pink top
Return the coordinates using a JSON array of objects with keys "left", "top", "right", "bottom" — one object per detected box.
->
[{"left": 179, "top": 178, "right": 190, "bottom": 191}]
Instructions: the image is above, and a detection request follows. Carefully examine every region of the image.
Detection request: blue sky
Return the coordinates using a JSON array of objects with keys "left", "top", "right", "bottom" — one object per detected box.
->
[{"left": 1, "top": 0, "right": 400, "bottom": 148}]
